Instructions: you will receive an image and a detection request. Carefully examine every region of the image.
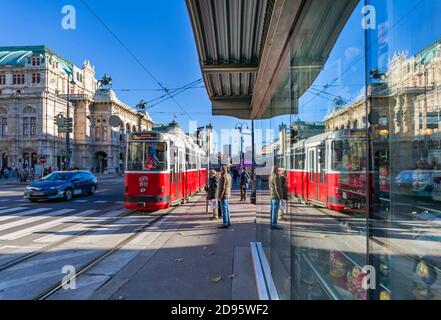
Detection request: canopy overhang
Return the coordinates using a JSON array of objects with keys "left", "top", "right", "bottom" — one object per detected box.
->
[{"left": 186, "top": 0, "right": 358, "bottom": 119}]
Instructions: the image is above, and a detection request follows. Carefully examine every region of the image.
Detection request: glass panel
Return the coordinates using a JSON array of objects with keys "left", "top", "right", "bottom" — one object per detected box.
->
[
  {"left": 367, "top": 0, "right": 441, "bottom": 300},
  {"left": 126, "top": 142, "right": 167, "bottom": 171}
]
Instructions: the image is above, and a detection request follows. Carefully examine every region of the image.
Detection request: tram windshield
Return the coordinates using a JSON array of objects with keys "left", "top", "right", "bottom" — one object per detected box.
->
[
  {"left": 126, "top": 142, "right": 167, "bottom": 171},
  {"left": 331, "top": 140, "right": 366, "bottom": 172}
]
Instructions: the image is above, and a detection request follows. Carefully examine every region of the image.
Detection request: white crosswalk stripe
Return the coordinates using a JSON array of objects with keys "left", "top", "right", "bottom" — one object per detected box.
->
[
  {"left": 72, "top": 200, "right": 88, "bottom": 203},
  {"left": 0, "top": 209, "right": 74, "bottom": 232},
  {"left": 94, "top": 201, "right": 108, "bottom": 204},
  {"left": 0, "top": 209, "right": 100, "bottom": 241},
  {"left": 34, "top": 209, "right": 127, "bottom": 244},
  {"left": 0, "top": 207, "right": 28, "bottom": 215},
  {"left": 0, "top": 208, "right": 52, "bottom": 223}
]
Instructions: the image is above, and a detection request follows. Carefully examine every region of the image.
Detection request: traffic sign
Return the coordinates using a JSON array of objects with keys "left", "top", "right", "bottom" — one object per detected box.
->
[{"left": 57, "top": 151, "right": 72, "bottom": 157}]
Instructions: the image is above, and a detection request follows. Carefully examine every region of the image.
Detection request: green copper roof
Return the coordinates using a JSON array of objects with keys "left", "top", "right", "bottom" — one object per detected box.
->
[
  {"left": 0, "top": 50, "right": 33, "bottom": 65},
  {"left": 415, "top": 39, "right": 441, "bottom": 66},
  {"left": 0, "top": 45, "right": 73, "bottom": 75}
]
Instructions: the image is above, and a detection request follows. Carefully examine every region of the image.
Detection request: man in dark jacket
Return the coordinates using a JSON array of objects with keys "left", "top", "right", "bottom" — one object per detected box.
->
[
  {"left": 269, "top": 166, "right": 282, "bottom": 229},
  {"left": 240, "top": 167, "right": 251, "bottom": 201},
  {"left": 218, "top": 165, "right": 232, "bottom": 228},
  {"left": 205, "top": 170, "right": 219, "bottom": 220}
]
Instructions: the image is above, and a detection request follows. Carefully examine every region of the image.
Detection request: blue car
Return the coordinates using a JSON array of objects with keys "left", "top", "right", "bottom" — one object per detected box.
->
[{"left": 24, "top": 171, "right": 98, "bottom": 202}]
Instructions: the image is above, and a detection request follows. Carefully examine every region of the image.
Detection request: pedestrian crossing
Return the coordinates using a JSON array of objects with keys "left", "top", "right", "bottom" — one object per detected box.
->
[
  {"left": 0, "top": 209, "right": 100, "bottom": 241},
  {"left": 0, "top": 206, "right": 132, "bottom": 242},
  {"left": 0, "top": 198, "right": 124, "bottom": 205}
]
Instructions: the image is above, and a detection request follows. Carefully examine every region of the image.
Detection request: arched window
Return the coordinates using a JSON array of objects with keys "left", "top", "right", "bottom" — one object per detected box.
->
[
  {"left": 23, "top": 106, "right": 36, "bottom": 137},
  {"left": 126, "top": 123, "right": 130, "bottom": 134},
  {"left": 132, "top": 125, "right": 137, "bottom": 133},
  {"left": 353, "top": 120, "right": 358, "bottom": 129},
  {"left": 95, "top": 116, "right": 108, "bottom": 141}
]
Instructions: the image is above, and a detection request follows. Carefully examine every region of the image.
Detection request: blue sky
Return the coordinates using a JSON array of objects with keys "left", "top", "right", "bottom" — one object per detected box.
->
[
  {"left": 0, "top": 0, "right": 241, "bottom": 133},
  {"left": 1, "top": 0, "right": 441, "bottom": 152}
]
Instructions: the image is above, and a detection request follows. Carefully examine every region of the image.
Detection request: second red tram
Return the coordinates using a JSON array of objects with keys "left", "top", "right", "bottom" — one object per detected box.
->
[
  {"left": 124, "top": 123, "right": 207, "bottom": 211},
  {"left": 275, "top": 129, "right": 368, "bottom": 212}
]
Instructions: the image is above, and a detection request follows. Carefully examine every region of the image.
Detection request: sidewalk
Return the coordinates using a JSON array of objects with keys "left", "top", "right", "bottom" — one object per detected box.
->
[{"left": 92, "top": 189, "right": 258, "bottom": 300}]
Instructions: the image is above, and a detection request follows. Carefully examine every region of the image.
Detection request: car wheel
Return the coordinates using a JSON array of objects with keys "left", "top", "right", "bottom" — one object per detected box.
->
[
  {"left": 89, "top": 184, "right": 96, "bottom": 195},
  {"left": 64, "top": 188, "right": 73, "bottom": 201},
  {"left": 29, "top": 199, "right": 38, "bottom": 203}
]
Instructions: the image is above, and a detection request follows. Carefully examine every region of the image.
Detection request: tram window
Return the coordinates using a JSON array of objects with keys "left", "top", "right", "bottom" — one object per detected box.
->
[
  {"left": 126, "top": 142, "right": 167, "bottom": 171},
  {"left": 331, "top": 140, "right": 366, "bottom": 171},
  {"left": 294, "top": 148, "right": 305, "bottom": 170}
]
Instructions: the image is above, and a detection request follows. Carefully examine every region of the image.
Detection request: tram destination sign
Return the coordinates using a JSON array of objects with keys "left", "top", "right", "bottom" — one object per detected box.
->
[{"left": 131, "top": 132, "right": 160, "bottom": 141}]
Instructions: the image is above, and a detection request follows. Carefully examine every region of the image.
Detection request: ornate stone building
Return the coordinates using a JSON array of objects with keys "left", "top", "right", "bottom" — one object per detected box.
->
[{"left": 0, "top": 46, "right": 153, "bottom": 173}]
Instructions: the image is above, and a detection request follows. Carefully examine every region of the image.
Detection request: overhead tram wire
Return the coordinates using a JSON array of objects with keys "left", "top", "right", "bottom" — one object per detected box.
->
[
  {"left": 146, "top": 79, "right": 204, "bottom": 105},
  {"left": 79, "top": 0, "right": 195, "bottom": 120},
  {"left": 147, "top": 81, "right": 206, "bottom": 109},
  {"left": 300, "top": 0, "right": 425, "bottom": 108}
]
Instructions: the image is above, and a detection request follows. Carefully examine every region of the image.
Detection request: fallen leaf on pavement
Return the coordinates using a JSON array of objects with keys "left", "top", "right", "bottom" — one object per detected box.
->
[
  {"left": 228, "top": 273, "right": 236, "bottom": 279},
  {"left": 202, "top": 247, "right": 208, "bottom": 250},
  {"left": 211, "top": 276, "right": 222, "bottom": 283},
  {"left": 177, "top": 232, "right": 184, "bottom": 235},
  {"left": 175, "top": 258, "right": 184, "bottom": 263},
  {"left": 208, "top": 252, "right": 216, "bottom": 256}
]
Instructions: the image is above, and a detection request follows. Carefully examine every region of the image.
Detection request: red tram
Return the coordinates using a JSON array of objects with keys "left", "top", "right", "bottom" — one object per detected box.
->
[
  {"left": 276, "top": 129, "right": 368, "bottom": 212},
  {"left": 124, "top": 123, "right": 207, "bottom": 211}
]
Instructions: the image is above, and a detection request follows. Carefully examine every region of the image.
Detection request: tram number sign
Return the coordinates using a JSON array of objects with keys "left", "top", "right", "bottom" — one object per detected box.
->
[{"left": 138, "top": 176, "right": 149, "bottom": 193}]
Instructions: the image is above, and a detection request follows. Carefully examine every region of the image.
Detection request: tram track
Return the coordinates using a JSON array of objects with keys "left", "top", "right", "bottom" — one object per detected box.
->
[
  {"left": 0, "top": 209, "right": 136, "bottom": 273},
  {"left": 32, "top": 202, "right": 182, "bottom": 300}
]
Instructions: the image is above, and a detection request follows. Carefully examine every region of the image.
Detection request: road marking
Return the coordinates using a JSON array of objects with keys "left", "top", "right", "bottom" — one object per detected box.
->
[
  {"left": 0, "top": 209, "right": 74, "bottom": 232},
  {"left": 94, "top": 201, "right": 108, "bottom": 204},
  {"left": 0, "top": 207, "right": 28, "bottom": 215},
  {"left": 72, "top": 200, "right": 88, "bottom": 203},
  {"left": 0, "top": 208, "right": 53, "bottom": 223},
  {"left": 15, "top": 199, "right": 26, "bottom": 202},
  {"left": 34, "top": 209, "right": 128, "bottom": 244},
  {"left": 0, "top": 209, "right": 100, "bottom": 241},
  {"left": 115, "top": 201, "right": 124, "bottom": 204}
]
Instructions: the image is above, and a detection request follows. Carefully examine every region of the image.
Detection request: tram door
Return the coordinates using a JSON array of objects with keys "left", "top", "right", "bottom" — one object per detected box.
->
[
  {"left": 170, "top": 146, "right": 178, "bottom": 201},
  {"left": 307, "top": 148, "right": 319, "bottom": 201},
  {"left": 317, "top": 143, "right": 327, "bottom": 204},
  {"left": 178, "top": 149, "right": 183, "bottom": 200}
]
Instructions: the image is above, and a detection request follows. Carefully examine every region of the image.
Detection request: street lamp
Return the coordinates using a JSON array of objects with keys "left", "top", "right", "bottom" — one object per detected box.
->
[{"left": 235, "top": 122, "right": 249, "bottom": 168}]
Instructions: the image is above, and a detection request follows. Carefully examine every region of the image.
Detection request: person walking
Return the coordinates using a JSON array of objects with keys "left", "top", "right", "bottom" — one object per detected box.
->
[
  {"left": 240, "top": 167, "right": 251, "bottom": 201},
  {"left": 218, "top": 165, "right": 232, "bottom": 229},
  {"left": 205, "top": 170, "right": 220, "bottom": 220},
  {"left": 269, "top": 166, "right": 282, "bottom": 229}
]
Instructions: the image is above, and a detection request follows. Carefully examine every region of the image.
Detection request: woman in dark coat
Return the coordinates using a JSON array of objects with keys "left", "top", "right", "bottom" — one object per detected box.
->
[{"left": 205, "top": 170, "right": 220, "bottom": 220}]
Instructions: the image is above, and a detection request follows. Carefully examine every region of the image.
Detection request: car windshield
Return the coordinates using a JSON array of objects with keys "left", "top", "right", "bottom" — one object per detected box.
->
[{"left": 43, "top": 172, "right": 76, "bottom": 181}]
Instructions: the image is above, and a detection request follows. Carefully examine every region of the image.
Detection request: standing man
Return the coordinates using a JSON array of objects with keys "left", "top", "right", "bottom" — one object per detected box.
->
[
  {"left": 218, "top": 165, "right": 232, "bottom": 229},
  {"left": 205, "top": 170, "right": 220, "bottom": 220},
  {"left": 240, "top": 167, "right": 251, "bottom": 201},
  {"left": 269, "top": 166, "right": 282, "bottom": 229}
]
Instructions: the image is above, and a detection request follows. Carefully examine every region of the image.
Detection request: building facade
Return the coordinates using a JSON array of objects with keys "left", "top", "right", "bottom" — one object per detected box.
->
[{"left": 0, "top": 46, "right": 153, "bottom": 174}]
